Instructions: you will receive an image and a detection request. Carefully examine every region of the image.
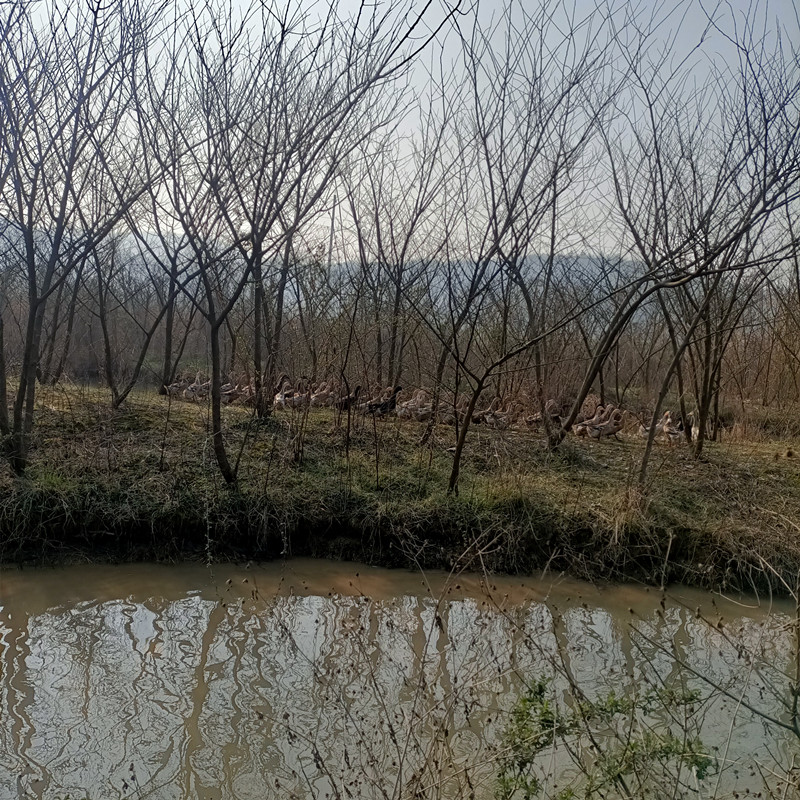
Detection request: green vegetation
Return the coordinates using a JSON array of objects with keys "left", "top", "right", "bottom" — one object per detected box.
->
[
  {"left": 496, "top": 677, "right": 713, "bottom": 800},
  {"left": 2, "top": 384, "right": 800, "bottom": 595}
]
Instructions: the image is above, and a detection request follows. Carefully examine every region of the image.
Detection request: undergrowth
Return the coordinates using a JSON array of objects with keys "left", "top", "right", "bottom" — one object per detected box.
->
[{"left": 1, "top": 384, "right": 800, "bottom": 593}]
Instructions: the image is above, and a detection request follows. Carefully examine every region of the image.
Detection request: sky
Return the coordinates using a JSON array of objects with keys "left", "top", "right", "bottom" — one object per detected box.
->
[{"left": 13, "top": 0, "right": 800, "bottom": 259}]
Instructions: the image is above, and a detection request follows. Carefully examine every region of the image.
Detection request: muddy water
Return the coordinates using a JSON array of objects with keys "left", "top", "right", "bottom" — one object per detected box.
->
[{"left": 0, "top": 560, "right": 796, "bottom": 799}]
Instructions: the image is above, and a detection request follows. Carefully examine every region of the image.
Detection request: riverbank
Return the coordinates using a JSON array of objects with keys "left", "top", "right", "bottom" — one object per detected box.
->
[{"left": 2, "top": 385, "right": 800, "bottom": 594}]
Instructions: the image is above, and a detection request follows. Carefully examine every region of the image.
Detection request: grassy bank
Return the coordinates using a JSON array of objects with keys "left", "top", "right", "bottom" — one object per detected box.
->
[{"left": 2, "top": 384, "right": 800, "bottom": 594}]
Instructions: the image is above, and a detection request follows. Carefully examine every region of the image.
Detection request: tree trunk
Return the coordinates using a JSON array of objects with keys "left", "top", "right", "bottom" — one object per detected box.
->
[
  {"left": 52, "top": 266, "right": 85, "bottom": 384},
  {"left": 420, "top": 341, "right": 451, "bottom": 445},
  {"left": 159, "top": 260, "right": 178, "bottom": 394},
  {"left": 39, "top": 279, "right": 65, "bottom": 384},
  {"left": 0, "top": 306, "right": 8, "bottom": 436},
  {"left": 693, "top": 314, "right": 714, "bottom": 459},
  {"left": 375, "top": 308, "right": 383, "bottom": 388},
  {"left": 387, "top": 278, "right": 402, "bottom": 386},
  {"left": 97, "top": 261, "right": 121, "bottom": 407},
  {"left": 265, "top": 236, "right": 293, "bottom": 415},
  {"left": 447, "top": 377, "right": 485, "bottom": 495},
  {"left": 555, "top": 283, "right": 649, "bottom": 447},
  {"left": 211, "top": 321, "right": 237, "bottom": 485},
  {"left": 10, "top": 299, "right": 47, "bottom": 473},
  {"left": 710, "top": 369, "right": 722, "bottom": 441},
  {"left": 657, "top": 292, "right": 692, "bottom": 443},
  {"left": 639, "top": 289, "right": 716, "bottom": 484},
  {"left": 253, "top": 256, "right": 266, "bottom": 416}
]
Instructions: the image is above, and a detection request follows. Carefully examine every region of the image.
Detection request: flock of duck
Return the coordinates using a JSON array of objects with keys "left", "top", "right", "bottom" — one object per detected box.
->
[
  {"left": 163, "top": 376, "right": 690, "bottom": 443},
  {"left": 573, "top": 404, "right": 688, "bottom": 443}
]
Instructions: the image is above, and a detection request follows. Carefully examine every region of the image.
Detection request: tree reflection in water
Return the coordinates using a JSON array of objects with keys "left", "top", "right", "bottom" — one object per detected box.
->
[{"left": 0, "top": 561, "right": 794, "bottom": 799}]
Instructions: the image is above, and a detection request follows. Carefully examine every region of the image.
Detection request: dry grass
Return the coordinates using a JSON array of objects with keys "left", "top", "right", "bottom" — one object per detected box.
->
[{"left": 2, "top": 383, "right": 800, "bottom": 593}]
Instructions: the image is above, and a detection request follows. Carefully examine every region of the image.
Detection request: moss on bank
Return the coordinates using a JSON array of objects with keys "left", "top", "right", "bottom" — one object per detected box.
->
[{"left": 2, "top": 384, "right": 800, "bottom": 594}]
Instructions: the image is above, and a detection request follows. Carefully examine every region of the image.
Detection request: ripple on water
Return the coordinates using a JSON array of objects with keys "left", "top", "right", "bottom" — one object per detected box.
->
[{"left": 0, "top": 559, "right": 795, "bottom": 799}]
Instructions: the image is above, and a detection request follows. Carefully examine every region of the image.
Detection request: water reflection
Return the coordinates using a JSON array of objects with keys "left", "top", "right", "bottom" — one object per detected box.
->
[{"left": 0, "top": 561, "right": 795, "bottom": 799}]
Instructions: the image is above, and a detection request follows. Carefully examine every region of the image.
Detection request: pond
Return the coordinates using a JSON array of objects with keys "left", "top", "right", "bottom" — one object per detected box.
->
[{"left": 0, "top": 560, "right": 796, "bottom": 799}]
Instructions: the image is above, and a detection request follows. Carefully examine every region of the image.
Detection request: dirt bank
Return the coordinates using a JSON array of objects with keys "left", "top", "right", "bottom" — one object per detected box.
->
[{"left": 2, "top": 387, "right": 799, "bottom": 595}]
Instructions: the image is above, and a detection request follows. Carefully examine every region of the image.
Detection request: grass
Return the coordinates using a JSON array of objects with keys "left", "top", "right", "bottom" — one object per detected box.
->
[{"left": 3, "top": 382, "right": 800, "bottom": 594}]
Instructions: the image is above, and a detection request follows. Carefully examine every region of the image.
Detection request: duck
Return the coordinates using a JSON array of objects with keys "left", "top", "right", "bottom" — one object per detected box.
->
[
  {"left": 472, "top": 396, "right": 501, "bottom": 425},
  {"left": 638, "top": 410, "right": 671, "bottom": 439},
  {"left": 484, "top": 399, "right": 520, "bottom": 429},
  {"left": 675, "top": 412, "right": 694, "bottom": 441},
  {"left": 412, "top": 404, "right": 434, "bottom": 422},
  {"left": 335, "top": 385, "right": 361, "bottom": 411},
  {"left": 183, "top": 372, "right": 209, "bottom": 402},
  {"left": 221, "top": 384, "right": 242, "bottom": 405},
  {"left": 288, "top": 386, "right": 311, "bottom": 409},
  {"left": 587, "top": 409, "right": 625, "bottom": 440},
  {"left": 526, "top": 399, "right": 561, "bottom": 429},
  {"left": 484, "top": 407, "right": 512, "bottom": 429},
  {"left": 397, "top": 388, "right": 433, "bottom": 421},
  {"left": 368, "top": 385, "right": 403, "bottom": 416},
  {"left": 437, "top": 406, "right": 457, "bottom": 425},
  {"left": 639, "top": 410, "right": 688, "bottom": 444},
  {"left": 396, "top": 402, "right": 415, "bottom": 420},
  {"left": 662, "top": 412, "right": 683, "bottom": 445},
  {"left": 311, "top": 381, "right": 334, "bottom": 407},
  {"left": 238, "top": 384, "right": 256, "bottom": 406},
  {"left": 273, "top": 380, "right": 294, "bottom": 409},
  {"left": 164, "top": 378, "right": 189, "bottom": 397},
  {"left": 574, "top": 404, "right": 606, "bottom": 437}
]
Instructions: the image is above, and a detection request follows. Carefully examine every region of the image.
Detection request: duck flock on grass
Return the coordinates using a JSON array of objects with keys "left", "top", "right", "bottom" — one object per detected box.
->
[{"left": 163, "top": 377, "right": 693, "bottom": 443}]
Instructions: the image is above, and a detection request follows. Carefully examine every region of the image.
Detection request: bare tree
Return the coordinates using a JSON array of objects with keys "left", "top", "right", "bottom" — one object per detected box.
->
[
  {"left": 342, "top": 98, "right": 451, "bottom": 389},
  {"left": 130, "top": 0, "right": 461, "bottom": 483},
  {"left": 0, "top": 0, "right": 167, "bottom": 472},
  {"left": 410, "top": 0, "right": 621, "bottom": 491},
  {"left": 0, "top": 253, "right": 10, "bottom": 436},
  {"left": 558, "top": 2, "right": 800, "bottom": 451}
]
